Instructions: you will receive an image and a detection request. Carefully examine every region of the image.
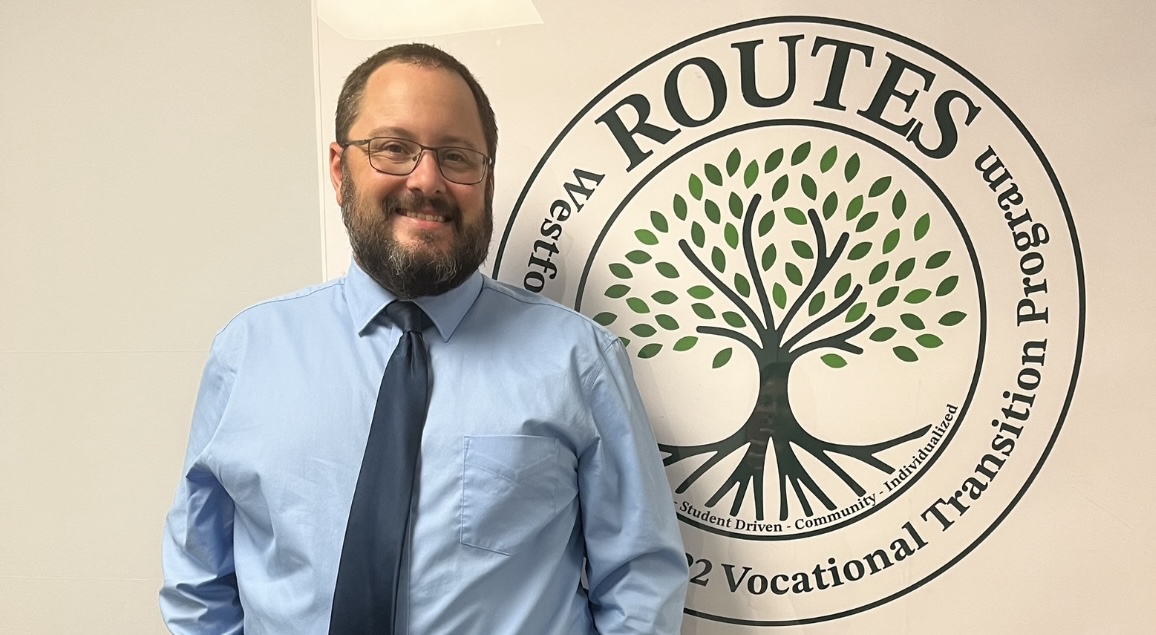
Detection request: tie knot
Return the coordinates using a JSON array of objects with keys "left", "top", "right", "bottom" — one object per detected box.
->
[{"left": 385, "top": 301, "right": 429, "bottom": 333}]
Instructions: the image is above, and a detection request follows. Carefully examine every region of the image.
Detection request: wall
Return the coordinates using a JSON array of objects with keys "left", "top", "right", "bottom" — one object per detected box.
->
[{"left": 0, "top": 2, "right": 320, "bottom": 632}]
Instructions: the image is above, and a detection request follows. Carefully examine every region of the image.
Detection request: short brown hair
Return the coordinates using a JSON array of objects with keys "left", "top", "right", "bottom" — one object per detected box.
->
[{"left": 334, "top": 43, "right": 498, "bottom": 165}]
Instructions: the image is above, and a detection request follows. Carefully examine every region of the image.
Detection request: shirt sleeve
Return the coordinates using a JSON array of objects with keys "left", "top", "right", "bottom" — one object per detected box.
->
[
  {"left": 580, "top": 337, "right": 689, "bottom": 634},
  {"left": 159, "top": 328, "right": 244, "bottom": 634}
]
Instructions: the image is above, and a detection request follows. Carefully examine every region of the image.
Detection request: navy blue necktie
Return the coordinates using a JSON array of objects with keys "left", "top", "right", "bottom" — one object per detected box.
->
[{"left": 330, "top": 301, "right": 431, "bottom": 635}]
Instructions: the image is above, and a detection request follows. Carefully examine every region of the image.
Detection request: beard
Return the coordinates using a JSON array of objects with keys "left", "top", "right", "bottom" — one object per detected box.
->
[{"left": 341, "top": 165, "right": 492, "bottom": 299}]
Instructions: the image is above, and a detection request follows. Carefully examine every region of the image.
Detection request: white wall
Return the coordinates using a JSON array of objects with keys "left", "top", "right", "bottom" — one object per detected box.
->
[{"left": 0, "top": 2, "right": 320, "bottom": 632}]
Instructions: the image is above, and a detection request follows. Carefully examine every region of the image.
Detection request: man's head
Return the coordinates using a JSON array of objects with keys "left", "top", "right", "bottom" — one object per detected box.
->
[{"left": 330, "top": 44, "right": 498, "bottom": 299}]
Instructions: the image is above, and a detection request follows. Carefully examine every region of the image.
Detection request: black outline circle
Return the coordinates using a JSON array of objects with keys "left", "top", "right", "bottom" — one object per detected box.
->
[{"left": 493, "top": 15, "right": 1085, "bottom": 628}]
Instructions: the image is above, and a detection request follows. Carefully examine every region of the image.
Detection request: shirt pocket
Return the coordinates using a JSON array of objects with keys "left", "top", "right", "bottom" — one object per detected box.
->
[{"left": 460, "top": 434, "right": 566, "bottom": 556}]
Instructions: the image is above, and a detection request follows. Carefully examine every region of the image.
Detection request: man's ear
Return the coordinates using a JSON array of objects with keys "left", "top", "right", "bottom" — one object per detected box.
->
[{"left": 329, "top": 142, "right": 346, "bottom": 206}]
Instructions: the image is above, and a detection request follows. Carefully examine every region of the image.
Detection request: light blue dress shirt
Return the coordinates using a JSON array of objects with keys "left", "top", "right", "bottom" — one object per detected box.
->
[{"left": 160, "top": 262, "right": 688, "bottom": 634}]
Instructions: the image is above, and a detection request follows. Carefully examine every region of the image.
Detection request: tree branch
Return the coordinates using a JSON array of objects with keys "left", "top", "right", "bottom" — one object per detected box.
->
[
  {"left": 790, "top": 314, "right": 876, "bottom": 360},
  {"left": 779, "top": 211, "right": 849, "bottom": 338},
  {"left": 740, "top": 193, "right": 776, "bottom": 335},
  {"left": 782, "top": 284, "right": 863, "bottom": 352},
  {"left": 678, "top": 239, "right": 767, "bottom": 340}
]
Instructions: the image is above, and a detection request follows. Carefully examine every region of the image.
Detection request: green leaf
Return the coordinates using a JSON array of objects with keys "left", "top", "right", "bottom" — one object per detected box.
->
[
  {"left": 847, "top": 194, "right": 864, "bottom": 220},
  {"left": 895, "top": 257, "right": 916, "bottom": 281},
  {"left": 764, "top": 148, "right": 784, "bottom": 173},
  {"left": 626, "top": 297, "right": 650, "bottom": 314},
  {"left": 878, "top": 286, "right": 899, "bottom": 307},
  {"left": 772, "top": 283, "right": 787, "bottom": 309},
  {"left": 655, "top": 262, "right": 679, "bottom": 279},
  {"left": 651, "top": 290, "right": 677, "bottom": 304},
  {"left": 691, "top": 222, "right": 706, "bottom": 248},
  {"left": 869, "top": 176, "right": 892, "bottom": 198},
  {"left": 711, "top": 247, "right": 726, "bottom": 273},
  {"left": 785, "top": 207, "right": 807, "bottom": 225},
  {"left": 722, "top": 311, "right": 745, "bottom": 327},
  {"left": 761, "top": 244, "right": 777, "bottom": 271},
  {"left": 892, "top": 190, "right": 907, "bottom": 219},
  {"left": 936, "top": 276, "right": 959, "bottom": 297},
  {"left": 900, "top": 313, "right": 925, "bottom": 330},
  {"left": 724, "top": 223, "right": 739, "bottom": 249},
  {"left": 704, "top": 199, "right": 721, "bottom": 224},
  {"left": 882, "top": 228, "right": 901, "bottom": 255},
  {"left": 846, "top": 301, "right": 867, "bottom": 322},
  {"left": 606, "top": 284, "right": 630, "bottom": 299},
  {"left": 635, "top": 229, "right": 658, "bottom": 245},
  {"left": 822, "top": 192, "right": 838, "bottom": 220},
  {"left": 845, "top": 153, "right": 860, "bottom": 182},
  {"left": 893, "top": 345, "right": 919, "bottom": 362},
  {"left": 673, "top": 193, "right": 688, "bottom": 220},
  {"left": 655, "top": 314, "right": 679, "bottom": 330},
  {"left": 808, "top": 291, "right": 825, "bottom": 316},
  {"left": 834, "top": 272, "right": 852, "bottom": 298},
  {"left": 939, "top": 310, "right": 967, "bottom": 326},
  {"left": 758, "top": 210, "right": 775, "bottom": 237},
  {"left": 712, "top": 348, "right": 733, "bottom": 369},
  {"left": 610, "top": 263, "right": 633, "bottom": 279},
  {"left": 792, "top": 240, "right": 814, "bottom": 259},
  {"left": 651, "top": 210, "right": 669, "bottom": 233},
  {"left": 869, "top": 327, "right": 896, "bottom": 342},
  {"left": 726, "top": 149, "right": 741, "bottom": 177},
  {"left": 914, "top": 213, "right": 931, "bottom": 240},
  {"left": 855, "top": 211, "right": 879, "bottom": 232},
  {"left": 743, "top": 160, "right": 759, "bottom": 188},
  {"left": 820, "top": 146, "right": 838, "bottom": 173},
  {"left": 689, "top": 174, "right": 703, "bottom": 200},
  {"left": 785, "top": 262, "right": 803, "bottom": 285},
  {"left": 927, "top": 251, "right": 951, "bottom": 269},
  {"left": 619, "top": 337, "right": 630, "bottom": 348},
  {"left": 904, "top": 288, "right": 932, "bottom": 304},
  {"left": 916, "top": 333, "right": 944, "bottom": 349},
  {"left": 801, "top": 174, "right": 818, "bottom": 200},
  {"left": 734, "top": 273, "right": 751, "bottom": 297},
  {"left": 705, "top": 163, "right": 723, "bottom": 186},
  {"left": 593, "top": 312, "right": 617, "bottom": 326},
  {"left": 869, "top": 262, "right": 889, "bottom": 284},
  {"left": 688, "top": 285, "right": 714, "bottom": 299},
  {"left": 771, "top": 174, "right": 789, "bottom": 201},
  {"left": 821, "top": 353, "right": 847, "bottom": 368},
  {"left": 638, "top": 343, "right": 662, "bottom": 359},
  {"left": 791, "top": 141, "right": 811, "bottom": 166},
  {"left": 848, "top": 242, "right": 872, "bottom": 260},
  {"left": 628, "top": 319, "right": 652, "bottom": 334},
  {"left": 673, "top": 336, "right": 698, "bottom": 351},
  {"left": 728, "top": 192, "right": 743, "bottom": 219},
  {"left": 626, "top": 250, "right": 651, "bottom": 264},
  {"left": 692, "top": 303, "right": 715, "bottom": 319}
]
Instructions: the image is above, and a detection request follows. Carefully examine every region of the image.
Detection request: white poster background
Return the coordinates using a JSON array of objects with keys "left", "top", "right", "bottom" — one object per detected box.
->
[{"left": 314, "top": 1, "right": 1155, "bottom": 632}]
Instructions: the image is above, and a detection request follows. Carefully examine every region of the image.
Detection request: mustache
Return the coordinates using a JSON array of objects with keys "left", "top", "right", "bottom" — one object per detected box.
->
[{"left": 382, "top": 191, "right": 456, "bottom": 219}]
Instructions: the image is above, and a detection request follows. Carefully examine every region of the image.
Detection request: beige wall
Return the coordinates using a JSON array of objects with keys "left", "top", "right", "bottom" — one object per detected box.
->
[{"left": 0, "top": 2, "right": 320, "bottom": 632}]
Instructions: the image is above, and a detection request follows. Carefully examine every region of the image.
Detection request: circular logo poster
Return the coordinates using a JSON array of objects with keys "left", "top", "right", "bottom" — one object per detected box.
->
[{"left": 493, "top": 16, "right": 1083, "bottom": 626}]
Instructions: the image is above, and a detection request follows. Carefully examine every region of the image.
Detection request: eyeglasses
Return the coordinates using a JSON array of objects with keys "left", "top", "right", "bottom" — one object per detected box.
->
[{"left": 341, "top": 136, "right": 492, "bottom": 185}]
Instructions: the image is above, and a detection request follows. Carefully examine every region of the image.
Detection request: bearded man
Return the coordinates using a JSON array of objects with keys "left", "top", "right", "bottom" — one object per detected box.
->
[{"left": 159, "top": 43, "right": 688, "bottom": 634}]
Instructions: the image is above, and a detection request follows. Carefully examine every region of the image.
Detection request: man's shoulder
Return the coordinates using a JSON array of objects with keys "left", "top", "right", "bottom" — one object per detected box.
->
[
  {"left": 217, "top": 277, "right": 347, "bottom": 335},
  {"left": 475, "top": 277, "right": 618, "bottom": 348}
]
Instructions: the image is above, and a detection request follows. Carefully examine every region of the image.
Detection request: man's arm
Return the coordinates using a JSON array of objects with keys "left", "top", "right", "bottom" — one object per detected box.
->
[
  {"left": 159, "top": 331, "right": 244, "bottom": 634},
  {"left": 579, "top": 338, "right": 689, "bottom": 634}
]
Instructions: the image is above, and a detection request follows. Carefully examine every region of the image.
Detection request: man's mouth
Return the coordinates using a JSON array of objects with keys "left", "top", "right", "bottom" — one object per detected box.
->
[{"left": 398, "top": 208, "right": 451, "bottom": 223}]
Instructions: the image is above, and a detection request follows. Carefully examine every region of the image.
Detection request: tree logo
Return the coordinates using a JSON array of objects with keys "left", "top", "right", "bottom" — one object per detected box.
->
[{"left": 493, "top": 16, "right": 1083, "bottom": 627}]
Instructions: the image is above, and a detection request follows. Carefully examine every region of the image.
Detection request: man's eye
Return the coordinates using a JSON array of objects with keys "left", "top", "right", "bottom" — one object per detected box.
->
[{"left": 440, "top": 150, "right": 473, "bottom": 166}]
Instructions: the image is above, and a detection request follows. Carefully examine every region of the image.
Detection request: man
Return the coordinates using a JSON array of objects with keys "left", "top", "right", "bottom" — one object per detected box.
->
[{"left": 160, "top": 43, "right": 688, "bottom": 634}]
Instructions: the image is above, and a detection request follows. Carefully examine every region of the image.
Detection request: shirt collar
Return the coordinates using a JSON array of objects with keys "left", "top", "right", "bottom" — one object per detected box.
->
[{"left": 345, "top": 259, "right": 482, "bottom": 342}]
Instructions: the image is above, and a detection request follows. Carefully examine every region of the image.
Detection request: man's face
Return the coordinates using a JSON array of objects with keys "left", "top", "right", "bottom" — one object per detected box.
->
[{"left": 330, "top": 61, "right": 493, "bottom": 298}]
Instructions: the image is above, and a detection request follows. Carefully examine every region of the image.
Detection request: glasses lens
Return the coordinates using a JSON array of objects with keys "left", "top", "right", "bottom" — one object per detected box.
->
[
  {"left": 366, "top": 138, "right": 420, "bottom": 175},
  {"left": 434, "top": 147, "right": 487, "bottom": 184}
]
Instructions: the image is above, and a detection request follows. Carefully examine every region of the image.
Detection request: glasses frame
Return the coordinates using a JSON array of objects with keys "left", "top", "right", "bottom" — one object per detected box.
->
[{"left": 341, "top": 136, "right": 492, "bottom": 185}]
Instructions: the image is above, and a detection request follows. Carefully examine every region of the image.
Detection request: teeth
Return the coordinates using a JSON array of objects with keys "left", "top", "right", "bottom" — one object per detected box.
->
[{"left": 404, "top": 211, "right": 448, "bottom": 222}]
